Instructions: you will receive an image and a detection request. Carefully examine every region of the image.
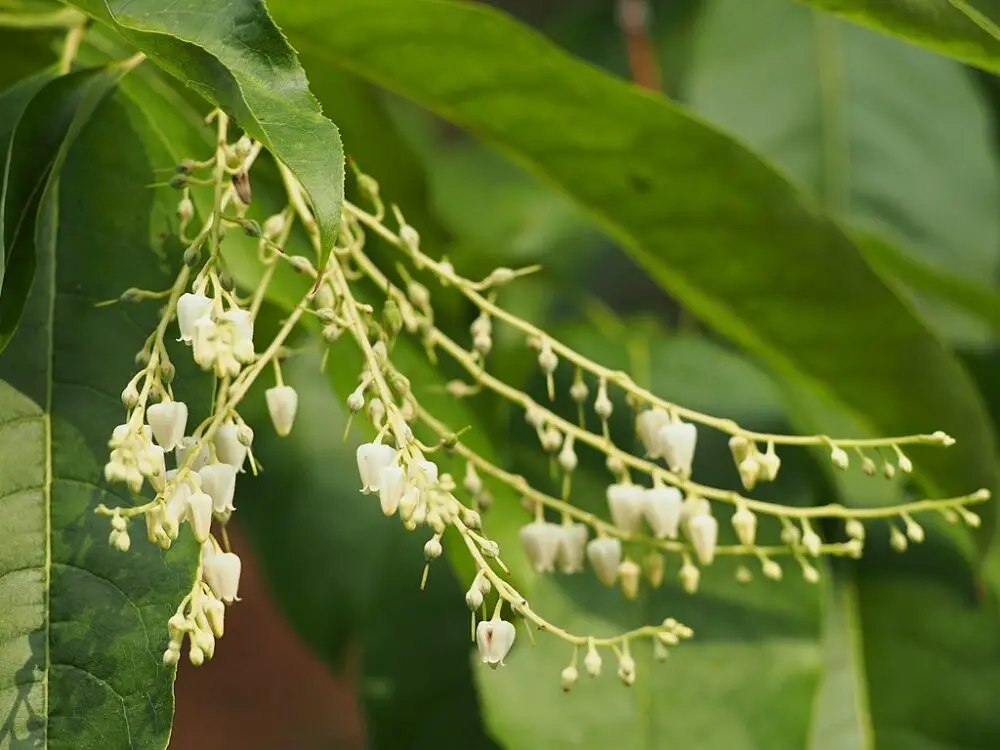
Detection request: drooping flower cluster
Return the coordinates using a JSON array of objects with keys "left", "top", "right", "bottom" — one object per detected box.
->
[{"left": 94, "top": 110, "right": 990, "bottom": 692}]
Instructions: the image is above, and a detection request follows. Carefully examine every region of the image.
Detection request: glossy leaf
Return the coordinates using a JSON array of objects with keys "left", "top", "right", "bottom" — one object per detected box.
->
[
  {"left": 687, "top": 0, "right": 1000, "bottom": 347},
  {"left": 793, "top": 0, "right": 1000, "bottom": 74},
  {"left": 270, "top": 0, "right": 996, "bottom": 512},
  {"left": 0, "top": 91, "right": 198, "bottom": 748},
  {"left": 66, "top": 0, "right": 345, "bottom": 263},
  {"left": 1, "top": 62, "right": 134, "bottom": 353}
]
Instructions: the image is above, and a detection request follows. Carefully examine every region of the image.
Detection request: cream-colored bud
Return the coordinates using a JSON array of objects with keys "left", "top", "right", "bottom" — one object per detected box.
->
[
  {"left": 830, "top": 446, "right": 849, "bottom": 470},
  {"left": 896, "top": 452, "right": 913, "bottom": 474},
  {"left": 569, "top": 379, "right": 589, "bottom": 403},
  {"left": 644, "top": 552, "right": 665, "bottom": 589},
  {"left": 757, "top": 446, "right": 781, "bottom": 482},
  {"left": 735, "top": 565, "right": 752, "bottom": 584},
  {"left": 177, "top": 197, "right": 194, "bottom": 223},
  {"left": 618, "top": 558, "right": 641, "bottom": 600},
  {"left": 466, "top": 585, "right": 484, "bottom": 611},
  {"left": 557, "top": 435, "right": 578, "bottom": 473},
  {"left": 653, "top": 640, "right": 669, "bottom": 662},
  {"left": 762, "top": 558, "right": 783, "bottom": 580},
  {"left": 617, "top": 651, "right": 636, "bottom": 686},
  {"left": 424, "top": 536, "right": 443, "bottom": 560},
  {"left": 861, "top": 456, "right": 877, "bottom": 475},
  {"left": 347, "top": 390, "right": 365, "bottom": 413},
  {"left": 890, "top": 525, "right": 908, "bottom": 552},
  {"left": 463, "top": 463, "right": 483, "bottom": 495},
  {"left": 537, "top": 339, "right": 558, "bottom": 374},
  {"left": 541, "top": 427, "right": 562, "bottom": 453},
  {"left": 845, "top": 518, "right": 865, "bottom": 541},
  {"left": 686, "top": 514, "right": 718, "bottom": 566},
  {"left": 731, "top": 507, "right": 757, "bottom": 547},
  {"left": 883, "top": 462, "right": 896, "bottom": 479},
  {"left": 680, "top": 559, "right": 700, "bottom": 594},
  {"left": 728, "top": 435, "right": 751, "bottom": 465},
  {"left": 802, "top": 526, "right": 822, "bottom": 557},
  {"left": 738, "top": 457, "right": 760, "bottom": 491},
  {"left": 188, "top": 644, "right": 205, "bottom": 667},
  {"left": 561, "top": 664, "right": 579, "bottom": 691},
  {"left": 265, "top": 385, "right": 298, "bottom": 437},
  {"left": 584, "top": 641, "right": 602, "bottom": 677},
  {"left": 802, "top": 563, "right": 820, "bottom": 584},
  {"left": 594, "top": 380, "right": 613, "bottom": 420}
]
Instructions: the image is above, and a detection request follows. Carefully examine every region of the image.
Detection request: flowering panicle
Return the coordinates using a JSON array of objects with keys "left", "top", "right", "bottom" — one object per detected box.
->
[{"left": 93, "top": 109, "right": 990, "bottom": 689}]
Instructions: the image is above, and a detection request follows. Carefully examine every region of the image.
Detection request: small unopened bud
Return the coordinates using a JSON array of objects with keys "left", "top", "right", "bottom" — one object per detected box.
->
[
  {"left": 231, "top": 171, "right": 252, "bottom": 205},
  {"left": 424, "top": 537, "right": 443, "bottom": 560},
  {"left": 960, "top": 508, "right": 981, "bottom": 528},
  {"left": 465, "top": 585, "right": 484, "bottom": 611},
  {"left": 240, "top": 218, "right": 262, "bottom": 238},
  {"left": 728, "top": 435, "right": 751, "bottom": 465},
  {"left": 801, "top": 562, "right": 820, "bottom": 584},
  {"left": 861, "top": 456, "right": 877, "bottom": 475},
  {"left": 177, "top": 197, "right": 194, "bottom": 223},
  {"left": 584, "top": 641, "right": 602, "bottom": 677},
  {"left": 463, "top": 463, "right": 483, "bottom": 495},
  {"left": 408, "top": 280, "right": 430, "bottom": 309},
  {"left": 738, "top": 457, "right": 760, "bottom": 491},
  {"left": 761, "top": 558, "right": 783, "bottom": 580},
  {"left": 237, "top": 422, "right": 254, "bottom": 447},
  {"left": 883, "top": 462, "right": 896, "bottom": 479},
  {"left": 486, "top": 267, "right": 516, "bottom": 287},
  {"left": 188, "top": 644, "right": 205, "bottom": 666},
  {"left": 830, "top": 446, "right": 849, "bottom": 470},
  {"left": 262, "top": 213, "right": 286, "bottom": 240},
  {"left": 289, "top": 255, "right": 315, "bottom": 275},
  {"left": 890, "top": 525, "right": 908, "bottom": 552},
  {"left": 845, "top": 518, "right": 865, "bottom": 541},
  {"left": 653, "top": 639, "right": 669, "bottom": 662},
  {"left": 557, "top": 435, "right": 578, "bottom": 473},
  {"left": 679, "top": 559, "right": 700, "bottom": 594},
  {"left": 183, "top": 245, "right": 202, "bottom": 268},
  {"left": 644, "top": 552, "right": 665, "bottom": 589},
  {"left": 560, "top": 665, "right": 578, "bottom": 691},
  {"left": 347, "top": 390, "right": 365, "bottom": 413},
  {"left": 618, "top": 558, "right": 641, "bottom": 600},
  {"left": 895, "top": 450, "right": 913, "bottom": 474},
  {"left": 537, "top": 339, "right": 558, "bottom": 374},
  {"left": 757, "top": 446, "right": 781, "bottom": 482},
  {"left": 731, "top": 507, "right": 757, "bottom": 547},
  {"left": 569, "top": 378, "right": 588, "bottom": 403},
  {"left": 617, "top": 651, "right": 636, "bottom": 686},
  {"left": 121, "top": 382, "right": 140, "bottom": 408},
  {"left": 801, "top": 525, "right": 822, "bottom": 556},
  {"left": 594, "top": 380, "right": 613, "bottom": 420},
  {"left": 265, "top": 385, "right": 299, "bottom": 437},
  {"left": 735, "top": 565, "right": 752, "bottom": 584},
  {"left": 399, "top": 223, "right": 420, "bottom": 252},
  {"left": 169, "top": 173, "right": 188, "bottom": 190},
  {"left": 163, "top": 644, "right": 181, "bottom": 667},
  {"left": 383, "top": 299, "right": 404, "bottom": 336}
]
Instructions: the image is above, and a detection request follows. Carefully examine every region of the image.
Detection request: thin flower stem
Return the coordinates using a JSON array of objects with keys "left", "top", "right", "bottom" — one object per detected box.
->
[{"left": 344, "top": 201, "right": 952, "bottom": 451}]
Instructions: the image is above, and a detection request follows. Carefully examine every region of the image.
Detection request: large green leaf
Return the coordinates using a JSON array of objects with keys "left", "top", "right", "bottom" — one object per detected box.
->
[
  {"left": 687, "top": 0, "right": 1000, "bottom": 347},
  {"left": 0, "top": 63, "right": 135, "bottom": 353},
  {"left": 269, "top": 0, "right": 996, "bottom": 512},
  {"left": 0, "top": 90, "right": 198, "bottom": 748},
  {"left": 65, "top": 0, "right": 345, "bottom": 262},
  {"left": 791, "top": 0, "right": 1000, "bottom": 74}
]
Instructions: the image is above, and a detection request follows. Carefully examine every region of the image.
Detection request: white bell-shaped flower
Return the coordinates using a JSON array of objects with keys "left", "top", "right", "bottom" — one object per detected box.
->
[
  {"left": 356, "top": 442, "right": 398, "bottom": 493},
  {"left": 221, "top": 308, "right": 254, "bottom": 362},
  {"left": 606, "top": 483, "right": 645, "bottom": 533},
  {"left": 187, "top": 489, "right": 213, "bottom": 543},
  {"left": 476, "top": 617, "right": 516, "bottom": 667},
  {"left": 656, "top": 421, "right": 697, "bottom": 477},
  {"left": 642, "top": 486, "right": 683, "bottom": 539},
  {"left": 636, "top": 408, "right": 671, "bottom": 458},
  {"left": 265, "top": 385, "right": 298, "bottom": 437},
  {"left": 191, "top": 317, "right": 219, "bottom": 370},
  {"left": 409, "top": 458, "right": 439, "bottom": 485},
  {"left": 146, "top": 401, "right": 188, "bottom": 451},
  {"left": 204, "top": 550, "right": 242, "bottom": 604},
  {"left": 214, "top": 421, "right": 248, "bottom": 471},
  {"left": 519, "top": 522, "right": 561, "bottom": 573},
  {"left": 686, "top": 513, "right": 718, "bottom": 565},
  {"left": 176, "top": 292, "right": 213, "bottom": 343},
  {"left": 176, "top": 436, "right": 210, "bottom": 471},
  {"left": 198, "top": 463, "right": 238, "bottom": 514},
  {"left": 586, "top": 537, "right": 622, "bottom": 586},
  {"left": 556, "top": 523, "right": 589, "bottom": 574},
  {"left": 378, "top": 465, "right": 406, "bottom": 516}
]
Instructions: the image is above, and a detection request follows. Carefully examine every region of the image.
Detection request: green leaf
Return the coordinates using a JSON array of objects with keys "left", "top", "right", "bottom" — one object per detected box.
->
[
  {"left": 687, "top": 0, "right": 1000, "bottom": 347},
  {"left": 270, "top": 0, "right": 996, "bottom": 513},
  {"left": 66, "top": 0, "right": 345, "bottom": 263},
  {"left": 0, "top": 61, "right": 135, "bottom": 354},
  {"left": 0, "top": 90, "right": 197, "bottom": 748},
  {"left": 792, "top": 0, "right": 1000, "bottom": 74}
]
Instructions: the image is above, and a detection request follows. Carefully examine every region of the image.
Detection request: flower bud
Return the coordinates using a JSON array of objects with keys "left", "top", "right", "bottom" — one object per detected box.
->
[
  {"left": 163, "top": 644, "right": 181, "bottom": 667},
  {"left": 801, "top": 562, "right": 820, "bottom": 584},
  {"left": 188, "top": 644, "right": 205, "bottom": 666},
  {"left": 265, "top": 385, "right": 299, "bottom": 437},
  {"left": 686, "top": 514, "right": 718, "bottom": 565},
  {"left": 845, "top": 518, "right": 865, "bottom": 541},
  {"left": 537, "top": 339, "right": 558, "bottom": 374},
  {"left": 177, "top": 197, "right": 194, "bottom": 223},
  {"left": 187, "top": 491, "right": 213, "bottom": 543},
  {"left": 466, "top": 585, "right": 484, "bottom": 611},
  {"left": 617, "top": 651, "right": 636, "bottom": 686},
  {"left": 644, "top": 552, "right": 665, "bottom": 589},
  {"left": 214, "top": 422, "right": 248, "bottom": 471},
  {"left": 569, "top": 379, "right": 589, "bottom": 403},
  {"left": 802, "top": 525, "right": 822, "bottom": 556},
  {"left": 205, "top": 597, "right": 225, "bottom": 638},
  {"left": 731, "top": 507, "right": 758, "bottom": 547},
  {"left": 121, "top": 381, "right": 140, "bottom": 409},
  {"left": 738, "top": 457, "right": 760, "bottom": 491},
  {"left": 728, "top": 435, "right": 751, "bottom": 465},
  {"left": 561, "top": 665, "right": 579, "bottom": 692},
  {"left": 594, "top": 380, "right": 613, "bottom": 420},
  {"left": 463, "top": 463, "right": 483, "bottom": 495},
  {"left": 557, "top": 435, "right": 577, "bottom": 473},
  {"left": 378, "top": 466, "right": 406, "bottom": 516},
  {"left": 761, "top": 558, "right": 783, "bottom": 580},
  {"left": 262, "top": 213, "right": 286, "bottom": 240},
  {"left": 830, "top": 446, "right": 849, "bottom": 470},
  {"left": 890, "top": 525, "right": 908, "bottom": 552},
  {"left": 680, "top": 559, "right": 700, "bottom": 594},
  {"left": 424, "top": 537, "right": 443, "bottom": 560},
  {"left": 757, "top": 447, "right": 781, "bottom": 482},
  {"left": 584, "top": 641, "right": 602, "bottom": 677},
  {"left": 618, "top": 558, "right": 641, "bottom": 600}
]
